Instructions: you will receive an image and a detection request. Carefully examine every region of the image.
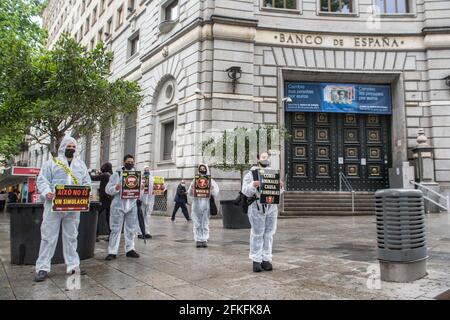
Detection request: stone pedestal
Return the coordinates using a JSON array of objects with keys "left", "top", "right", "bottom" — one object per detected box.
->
[{"left": 379, "top": 258, "right": 427, "bottom": 283}]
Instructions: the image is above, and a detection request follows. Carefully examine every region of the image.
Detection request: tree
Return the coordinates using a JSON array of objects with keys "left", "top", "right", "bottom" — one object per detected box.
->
[
  {"left": 27, "top": 34, "right": 143, "bottom": 154},
  {"left": 0, "top": 0, "right": 47, "bottom": 163},
  {"left": 201, "top": 126, "right": 291, "bottom": 185},
  {"left": 1, "top": 32, "right": 143, "bottom": 157}
]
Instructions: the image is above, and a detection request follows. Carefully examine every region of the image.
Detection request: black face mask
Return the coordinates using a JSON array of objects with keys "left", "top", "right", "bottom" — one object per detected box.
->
[
  {"left": 65, "top": 149, "right": 75, "bottom": 158},
  {"left": 258, "top": 160, "right": 270, "bottom": 168},
  {"left": 124, "top": 163, "right": 134, "bottom": 170},
  {"left": 199, "top": 170, "right": 207, "bottom": 175}
]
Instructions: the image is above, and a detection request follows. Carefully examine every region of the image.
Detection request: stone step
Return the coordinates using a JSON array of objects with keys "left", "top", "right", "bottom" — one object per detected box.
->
[
  {"left": 283, "top": 206, "right": 375, "bottom": 211},
  {"left": 280, "top": 210, "right": 375, "bottom": 216}
]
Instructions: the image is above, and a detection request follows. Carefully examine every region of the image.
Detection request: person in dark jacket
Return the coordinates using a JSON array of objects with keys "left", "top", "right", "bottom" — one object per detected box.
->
[
  {"left": 90, "top": 162, "right": 113, "bottom": 242},
  {"left": 171, "top": 180, "right": 190, "bottom": 221},
  {"left": 8, "top": 189, "right": 18, "bottom": 204}
]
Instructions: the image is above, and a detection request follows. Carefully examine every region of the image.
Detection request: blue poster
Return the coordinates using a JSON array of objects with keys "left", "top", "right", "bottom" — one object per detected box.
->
[{"left": 285, "top": 82, "right": 392, "bottom": 114}]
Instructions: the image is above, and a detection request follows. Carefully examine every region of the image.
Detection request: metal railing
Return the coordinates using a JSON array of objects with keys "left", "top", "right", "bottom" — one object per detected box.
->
[
  {"left": 410, "top": 180, "right": 450, "bottom": 213},
  {"left": 339, "top": 172, "right": 355, "bottom": 213}
]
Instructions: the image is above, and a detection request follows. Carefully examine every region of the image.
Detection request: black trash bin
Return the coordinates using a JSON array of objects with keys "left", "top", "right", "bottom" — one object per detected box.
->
[
  {"left": 220, "top": 200, "right": 251, "bottom": 229},
  {"left": 8, "top": 201, "right": 101, "bottom": 265}
]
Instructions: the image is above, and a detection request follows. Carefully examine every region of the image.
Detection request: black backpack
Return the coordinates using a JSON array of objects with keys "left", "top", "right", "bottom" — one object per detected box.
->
[{"left": 233, "top": 169, "right": 259, "bottom": 214}]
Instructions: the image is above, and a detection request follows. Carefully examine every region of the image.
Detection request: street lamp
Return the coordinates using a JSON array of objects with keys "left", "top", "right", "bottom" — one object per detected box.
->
[
  {"left": 226, "top": 66, "right": 242, "bottom": 93},
  {"left": 444, "top": 75, "right": 450, "bottom": 87}
]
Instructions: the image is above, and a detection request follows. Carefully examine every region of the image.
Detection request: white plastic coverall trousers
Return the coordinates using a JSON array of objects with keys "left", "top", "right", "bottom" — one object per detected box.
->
[
  {"left": 188, "top": 164, "right": 219, "bottom": 242},
  {"left": 138, "top": 169, "right": 154, "bottom": 235},
  {"left": 242, "top": 166, "right": 282, "bottom": 263},
  {"left": 106, "top": 167, "right": 138, "bottom": 254},
  {"left": 35, "top": 136, "right": 91, "bottom": 274}
]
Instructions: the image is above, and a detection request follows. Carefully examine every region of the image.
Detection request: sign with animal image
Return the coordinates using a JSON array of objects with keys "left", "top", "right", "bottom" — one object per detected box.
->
[
  {"left": 121, "top": 171, "right": 142, "bottom": 199},
  {"left": 152, "top": 176, "right": 165, "bottom": 196},
  {"left": 52, "top": 185, "right": 91, "bottom": 212},
  {"left": 194, "top": 175, "right": 211, "bottom": 198},
  {"left": 258, "top": 169, "right": 280, "bottom": 204}
]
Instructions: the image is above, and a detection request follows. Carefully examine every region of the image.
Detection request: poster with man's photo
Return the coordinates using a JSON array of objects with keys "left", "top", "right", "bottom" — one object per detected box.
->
[{"left": 121, "top": 171, "right": 142, "bottom": 199}]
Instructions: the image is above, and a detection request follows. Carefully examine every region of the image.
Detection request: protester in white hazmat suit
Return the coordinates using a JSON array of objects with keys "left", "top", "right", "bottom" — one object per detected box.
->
[
  {"left": 242, "top": 151, "right": 283, "bottom": 272},
  {"left": 137, "top": 166, "right": 154, "bottom": 239},
  {"left": 34, "top": 136, "right": 91, "bottom": 282},
  {"left": 104, "top": 154, "right": 140, "bottom": 260},
  {"left": 188, "top": 164, "right": 219, "bottom": 248}
]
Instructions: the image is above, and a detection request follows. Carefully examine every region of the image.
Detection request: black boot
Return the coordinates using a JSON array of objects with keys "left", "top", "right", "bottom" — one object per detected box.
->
[
  {"left": 253, "top": 261, "right": 263, "bottom": 273},
  {"left": 261, "top": 261, "right": 273, "bottom": 271},
  {"left": 34, "top": 270, "right": 48, "bottom": 282},
  {"left": 105, "top": 254, "right": 116, "bottom": 260},
  {"left": 126, "top": 250, "right": 140, "bottom": 258},
  {"left": 196, "top": 241, "right": 202, "bottom": 248}
]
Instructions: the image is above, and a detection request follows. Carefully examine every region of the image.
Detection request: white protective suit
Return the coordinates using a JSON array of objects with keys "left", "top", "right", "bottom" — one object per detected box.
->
[
  {"left": 105, "top": 166, "right": 139, "bottom": 254},
  {"left": 138, "top": 167, "right": 154, "bottom": 235},
  {"left": 242, "top": 166, "right": 283, "bottom": 263},
  {"left": 35, "top": 136, "right": 91, "bottom": 274},
  {"left": 188, "top": 164, "right": 219, "bottom": 243}
]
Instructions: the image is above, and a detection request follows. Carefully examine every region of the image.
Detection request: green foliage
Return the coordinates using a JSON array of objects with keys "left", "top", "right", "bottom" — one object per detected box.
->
[
  {"left": 201, "top": 126, "right": 291, "bottom": 183},
  {"left": 0, "top": 0, "right": 46, "bottom": 162},
  {"left": 28, "top": 34, "right": 143, "bottom": 154}
]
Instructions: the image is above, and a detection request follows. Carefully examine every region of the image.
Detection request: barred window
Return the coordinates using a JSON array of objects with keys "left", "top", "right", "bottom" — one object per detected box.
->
[
  {"left": 263, "top": 0, "right": 296, "bottom": 10},
  {"left": 320, "top": 0, "right": 353, "bottom": 13},
  {"left": 376, "top": 0, "right": 409, "bottom": 14}
]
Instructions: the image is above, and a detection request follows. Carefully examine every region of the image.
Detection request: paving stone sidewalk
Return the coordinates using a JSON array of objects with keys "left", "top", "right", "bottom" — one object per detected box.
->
[{"left": 1, "top": 211, "right": 449, "bottom": 300}]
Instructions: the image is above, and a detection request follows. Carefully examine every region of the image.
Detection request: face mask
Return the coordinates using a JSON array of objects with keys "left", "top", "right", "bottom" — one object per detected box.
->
[
  {"left": 65, "top": 149, "right": 75, "bottom": 158},
  {"left": 144, "top": 171, "right": 149, "bottom": 176},
  {"left": 124, "top": 163, "right": 134, "bottom": 170},
  {"left": 259, "top": 159, "right": 270, "bottom": 168},
  {"left": 181, "top": 183, "right": 186, "bottom": 187}
]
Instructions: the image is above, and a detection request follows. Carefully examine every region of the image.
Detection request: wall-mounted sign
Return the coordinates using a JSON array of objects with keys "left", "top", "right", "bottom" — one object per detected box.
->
[
  {"left": 12, "top": 167, "right": 40, "bottom": 176},
  {"left": 285, "top": 82, "right": 392, "bottom": 114}
]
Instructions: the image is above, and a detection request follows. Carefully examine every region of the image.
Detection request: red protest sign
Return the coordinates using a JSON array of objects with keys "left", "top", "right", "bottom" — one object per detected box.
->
[{"left": 52, "top": 185, "right": 91, "bottom": 212}]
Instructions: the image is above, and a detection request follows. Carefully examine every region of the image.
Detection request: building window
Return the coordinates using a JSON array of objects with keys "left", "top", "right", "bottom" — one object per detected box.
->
[
  {"left": 320, "top": 0, "right": 353, "bottom": 13},
  {"left": 128, "top": 32, "right": 140, "bottom": 58},
  {"left": 116, "top": 5, "right": 124, "bottom": 29},
  {"left": 85, "top": 16, "right": 90, "bottom": 33},
  {"left": 100, "top": 0, "right": 106, "bottom": 15},
  {"left": 128, "top": 0, "right": 136, "bottom": 13},
  {"left": 100, "top": 123, "right": 111, "bottom": 164},
  {"left": 82, "top": 0, "right": 86, "bottom": 14},
  {"left": 124, "top": 112, "right": 137, "bottom": 157},
  {"left": 263, "top": 0, "right": 297, "bottom": 10},
  {"left": 164, "top": 0, "right": 179, "bottom": 21},
  {"left": 376, "top": 0, "right": 409, "bottom": 14},
  {"left": 162, "top": 121, "right": 174, "bottom": 161},
  {"left": 92, "top": 5, "right": 97, "bottom": 25},
  {"left": 98, "top": 27, "right": 103, "bottom": 43},
  {"left": 106, "top": 18, "right": 113, "bottom": 37},
  {"left": 80, "top": 25, "right": 84, "bottom": 39},
  {"left": 90, "top": 37, "right": 95, "bottom": 50},
  {"left": 84, "top": 134, "right": 92, "bottom": 168}
]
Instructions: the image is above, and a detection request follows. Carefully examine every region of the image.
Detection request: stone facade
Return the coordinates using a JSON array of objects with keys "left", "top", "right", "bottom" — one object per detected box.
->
[{"left": 37, "top": 0, "right": 450, "bottom": 210}]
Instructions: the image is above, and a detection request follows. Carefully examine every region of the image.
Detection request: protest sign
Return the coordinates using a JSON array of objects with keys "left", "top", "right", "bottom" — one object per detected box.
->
[
  {"left": 258, "top": 169, "right": 280, "bottom": 204},
  {"left": 52, "top": 185, "right": 91, "bottom": 212},
  {"left": 121, "top": 171, "right": 142, "bottom": 199}
]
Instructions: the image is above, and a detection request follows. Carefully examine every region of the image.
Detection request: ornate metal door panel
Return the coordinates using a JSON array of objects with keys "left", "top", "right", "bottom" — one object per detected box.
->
[{"left": 286, "top": 112, "right": 391, "bottom": 191}]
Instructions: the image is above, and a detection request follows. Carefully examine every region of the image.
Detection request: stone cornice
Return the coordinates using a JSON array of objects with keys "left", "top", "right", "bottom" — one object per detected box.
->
[{"left": 422, "top": 27, "right": 450, "bottom": 35}]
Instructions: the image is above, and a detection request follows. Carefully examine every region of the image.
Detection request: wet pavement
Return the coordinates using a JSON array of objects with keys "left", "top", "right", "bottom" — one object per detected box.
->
[{"left": 1, "top": 211, "right": 450, "bottom": 300}]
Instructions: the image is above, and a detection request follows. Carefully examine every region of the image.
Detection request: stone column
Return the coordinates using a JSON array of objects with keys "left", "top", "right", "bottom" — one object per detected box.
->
[{"left": 411, "top": 128, "right": 441, "bottom": 213}]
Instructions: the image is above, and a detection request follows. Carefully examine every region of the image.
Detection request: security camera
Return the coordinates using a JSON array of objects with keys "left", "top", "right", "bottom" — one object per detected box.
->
[
  {"left": 282, "top": 97, "right": 292, "bottom": 103},
  {"left": 194, "top": 87, "right": 202, "bottom": 94}
]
